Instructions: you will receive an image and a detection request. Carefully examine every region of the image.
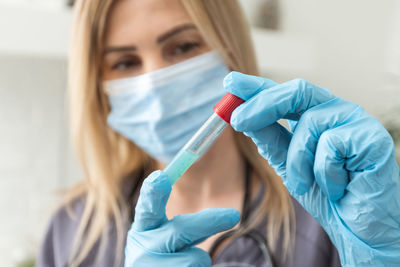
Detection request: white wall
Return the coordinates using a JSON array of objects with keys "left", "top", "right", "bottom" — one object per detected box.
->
[
  {"left": 0, "top": 2, "right": 70, "bottom": 58},
  {"left": 0, "top": 55, "right": 79, "bottom": 266},
  {"left": 0, "top": 3, "right": 78, "bottom": 267},
  {"left": 246, "top": 0, "right": 400, "bottom": 117}
]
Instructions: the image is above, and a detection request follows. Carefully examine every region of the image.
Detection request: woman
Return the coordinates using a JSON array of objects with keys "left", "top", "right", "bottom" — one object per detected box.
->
[{"left": 37, "top": 0, "right": 400, "bottom": 267}]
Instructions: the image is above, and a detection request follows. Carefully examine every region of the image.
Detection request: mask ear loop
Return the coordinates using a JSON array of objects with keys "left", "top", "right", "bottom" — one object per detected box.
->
[{"left": 208, "top": 161, "right": 276, "bottom": 267}]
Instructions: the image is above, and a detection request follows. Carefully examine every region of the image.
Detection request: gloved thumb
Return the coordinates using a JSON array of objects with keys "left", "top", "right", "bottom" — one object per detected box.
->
[
  {"left": 245, "top": 123, "right": 292, "bottom": 180},
  {"left": 223, "top": 71, "right": 278, "bottom": 101},
  {"left": 134, "top": 170, "right": 172, "bottom": 231}
]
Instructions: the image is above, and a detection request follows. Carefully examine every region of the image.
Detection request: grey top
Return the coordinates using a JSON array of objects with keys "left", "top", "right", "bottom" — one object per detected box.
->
[{"left": 36, "top": 176, "right": 341, "bottom": 267}]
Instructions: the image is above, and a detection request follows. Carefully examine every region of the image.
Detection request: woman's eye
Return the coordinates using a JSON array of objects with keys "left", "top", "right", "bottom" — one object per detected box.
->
[
  {"left": 111, "top": 57, "right": 141, "bottom": 71},
  {"left": 173, "top": 42, "right": 200, "bottom": 55}
]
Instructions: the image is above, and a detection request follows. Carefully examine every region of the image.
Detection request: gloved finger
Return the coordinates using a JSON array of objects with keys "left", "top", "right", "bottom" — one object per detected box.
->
[
  {"left": 168, "top": 208, "right": 240, "bottom": 251},
  {"left": 125, "top": 246, "right": 211, "bottom": 267},
  {"left": 223, "top": 71, "right": 278, "bottom": 101},
  {"left": 134, "top": 170, "right": 171, "bottom": 231},
  {"left": 314, "top": 120, "right": 400, "bottom": 245},
  {"left": 338, "top": 170, "right": 400, "bottom": 246},
  {"left": 314, "top": 129, "right": 349, "bottom": 201},
  {"left": 325, "top": 115, "right": 400, "bottom": 244},
  {"left": 230, "top": 78, "right": 335, "bottom": 132},
  {"left": 287, "top": 119, "right": 298, "bottom": 132},
  {"left": 286, "top": 98, "right": 359, "bottom": 195},
  {"left": 245, "top": 122, "right": 292, "bottom": 179},
  {"left": 307, "top": 102, "right": 393, "bottom": 201},
  {"left": 141, "top": 208, "right": 240, "bottom": 252}
]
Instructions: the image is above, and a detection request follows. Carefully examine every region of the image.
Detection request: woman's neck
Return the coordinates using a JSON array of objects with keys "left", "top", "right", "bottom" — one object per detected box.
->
[{"left": 162, "top": 127, "right": 246, "bottom": 214}]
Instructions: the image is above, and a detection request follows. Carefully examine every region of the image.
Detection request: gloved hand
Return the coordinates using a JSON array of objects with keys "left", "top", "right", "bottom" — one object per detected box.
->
[
  {"left": 224, "top": 71, "right": 400, "bottom": 267},
  {"left": 124, "top": 170, "right": 240, "bottom": 267}
]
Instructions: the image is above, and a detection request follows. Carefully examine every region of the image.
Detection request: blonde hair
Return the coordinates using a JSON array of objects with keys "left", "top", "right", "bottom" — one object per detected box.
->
[{"left": 66, "top": 0, "right": 294, "bottom": 266}]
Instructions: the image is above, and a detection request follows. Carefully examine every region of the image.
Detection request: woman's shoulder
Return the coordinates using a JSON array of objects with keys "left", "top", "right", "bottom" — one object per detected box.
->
[
  {"left": 36, "top": 174, "right": 140, "bottom": 267},
  {"left": 50, "top": 195, "right": 86, "bottom": 237},
  {"left": 36, "top": 195, "right": 87, "bottom": 267}
]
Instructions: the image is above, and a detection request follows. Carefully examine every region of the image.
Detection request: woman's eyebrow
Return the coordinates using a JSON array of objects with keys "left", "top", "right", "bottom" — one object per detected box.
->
[
  {"left": 157, "top": 24, "right": 197, "bottom": 43},
  {"left": 103, "top": 24, "right": 196, "bottom": 54},
  {"left": 104, "top": 45, "right": 137, "bottom": 55}
]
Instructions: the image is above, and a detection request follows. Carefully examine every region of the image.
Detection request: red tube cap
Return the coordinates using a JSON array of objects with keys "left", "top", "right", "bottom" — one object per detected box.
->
[{"left": 213, "top": 93, "right": 245, "bottom": 124}]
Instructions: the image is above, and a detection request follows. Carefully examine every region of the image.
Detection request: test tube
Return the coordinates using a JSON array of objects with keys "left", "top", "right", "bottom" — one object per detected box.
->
[{"left": 164, "top": 93, "right": 244, "bottom": 185}]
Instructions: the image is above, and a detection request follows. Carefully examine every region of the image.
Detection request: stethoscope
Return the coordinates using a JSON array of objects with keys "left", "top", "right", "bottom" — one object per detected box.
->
[{"left": 209, "top": 161, "right": 276, "bottom": 267}]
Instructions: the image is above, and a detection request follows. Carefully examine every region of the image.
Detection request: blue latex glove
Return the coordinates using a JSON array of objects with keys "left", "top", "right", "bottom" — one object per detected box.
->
[
  {"left": 124, "top": 170, "right": 240, "bottom": 267},
  {"left": 224, "top": 71, "right": 400, "bottom": 266}
]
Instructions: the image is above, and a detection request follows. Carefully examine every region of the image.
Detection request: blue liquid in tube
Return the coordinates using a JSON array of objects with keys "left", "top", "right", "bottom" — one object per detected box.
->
[
  {"left": 164, "top": 113, "right": 227, "bottom": 185},
  {"left": 164, "top": 150, "right": 199, "bottom": 185}
]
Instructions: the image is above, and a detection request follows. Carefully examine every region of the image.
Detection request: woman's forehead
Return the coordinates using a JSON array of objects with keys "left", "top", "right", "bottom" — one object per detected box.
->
[{"left": 105, "top": 0, "right": 194, "bottom": 45}]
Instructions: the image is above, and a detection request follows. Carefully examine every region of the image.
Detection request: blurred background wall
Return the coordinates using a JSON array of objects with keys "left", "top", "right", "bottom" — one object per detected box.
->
[
  {"left": 0, "top": 0, "right": 399, "bottom": 266},
  {"left": 0, "top": 2, "right": 79, "bottom": 266}
]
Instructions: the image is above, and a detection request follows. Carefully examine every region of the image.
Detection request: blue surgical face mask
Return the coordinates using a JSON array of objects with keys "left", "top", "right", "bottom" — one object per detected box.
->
[{"left": 104, "top": 51, "right": 229, "bottom": 163}]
